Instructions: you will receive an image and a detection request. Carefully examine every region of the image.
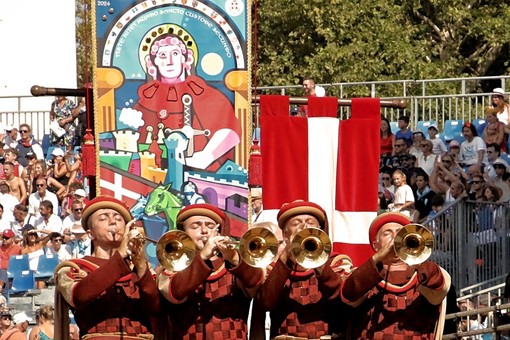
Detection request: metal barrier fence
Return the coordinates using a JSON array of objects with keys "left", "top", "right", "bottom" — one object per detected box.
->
[
  {"left": 2, "top": 75, "right": 510, "bottom": 142},
  {"left": 255, "top": 75, "right": 510, "bottom": 131},
  {"left": 425, "top": 199, "right": 510, "bottom": 290},
  {"left": 442, "top": 280, "right": 510, "bottom": 339}
]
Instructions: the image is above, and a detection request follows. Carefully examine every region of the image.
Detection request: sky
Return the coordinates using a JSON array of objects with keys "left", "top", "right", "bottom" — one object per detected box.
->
[{"left": 0, "top": 0, "right": 77, "bottom": 110}]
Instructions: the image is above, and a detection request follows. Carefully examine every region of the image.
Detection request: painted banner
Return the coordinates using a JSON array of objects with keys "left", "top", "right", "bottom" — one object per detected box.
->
[
  {"left": 259, "top": 96, "right": 381, "bottom": 266},
  {"left": 94, "top": 0, "right": 250, "bottom": 264}
]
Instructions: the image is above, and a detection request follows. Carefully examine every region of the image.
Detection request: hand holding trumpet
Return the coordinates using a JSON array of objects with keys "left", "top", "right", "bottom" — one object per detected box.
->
[
  {"left": 117, "top": 219, "right": 149, "bottom": 277},
  {"left": 200, "top": 225, "right": 240, "bottom": 266}
]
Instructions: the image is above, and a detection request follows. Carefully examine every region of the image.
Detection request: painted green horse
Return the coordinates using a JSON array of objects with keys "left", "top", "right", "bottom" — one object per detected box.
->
[{"left": 144, "top": 183, "right": 183, "bottom": 230}]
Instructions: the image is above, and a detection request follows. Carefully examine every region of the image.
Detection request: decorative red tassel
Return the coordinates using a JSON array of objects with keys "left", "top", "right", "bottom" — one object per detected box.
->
[
  {"left": 81, "top": 129, "right": 96, "bottom": 177},
  {"left": 248, "top": 139, "right": 263, "bottom": 187}
]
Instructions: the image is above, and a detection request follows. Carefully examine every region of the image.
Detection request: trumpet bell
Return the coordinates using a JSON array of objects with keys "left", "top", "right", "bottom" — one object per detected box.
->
[
  {"left": 290, "top": 228, "right": 331, "bottom": 269},
  {"left": 393, "top": 224, "right": 434, "bottom": 266},
  {"left": 239, "top": 227, "right": 279, "bottom": 268},
  {"left": 156, "top": 230, "right": 196, "bottom": 271}
]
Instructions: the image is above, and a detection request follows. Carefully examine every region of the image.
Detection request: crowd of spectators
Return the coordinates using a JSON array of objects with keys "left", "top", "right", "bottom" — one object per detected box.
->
[
  {"left": 379, "top": 90, "right": 510, "bottom": 223},
  {"left": 0, "top": 116, "right": 91, "bottom": 309}
]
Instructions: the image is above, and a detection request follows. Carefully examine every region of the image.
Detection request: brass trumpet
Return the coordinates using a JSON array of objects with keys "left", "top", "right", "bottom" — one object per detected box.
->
[
  {"left": 131, "top": 230, "right": 196, "bottom": 272},
  {"left": 393, "top": 224, "right": 434, "bottom": 266},
  {"left": 237, "top": 227, "right": 279, "bottom": 268},
  {"left": 206, "top": 227, "right": 279, "bottom": 268},
  {"left": 290, "top": 228, "right": 332, "bottom": 269}
]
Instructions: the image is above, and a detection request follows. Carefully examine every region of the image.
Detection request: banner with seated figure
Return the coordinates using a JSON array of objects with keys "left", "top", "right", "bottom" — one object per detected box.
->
[{"left": 93, "top": 0, "right": 250, "bottom": 267}]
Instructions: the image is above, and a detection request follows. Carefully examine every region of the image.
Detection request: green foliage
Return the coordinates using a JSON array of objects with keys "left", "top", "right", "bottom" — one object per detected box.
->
[{"left": 255, "top": 0, "right": 510, "bottom": 96}]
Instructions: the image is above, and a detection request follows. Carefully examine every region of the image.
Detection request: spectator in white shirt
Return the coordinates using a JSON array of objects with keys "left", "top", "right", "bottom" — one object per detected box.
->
[
  {"left": 33, "top": 200, "right": 63, "bottom": 234},
  {"left": 45, "top": 232, "right": 72, "bottom": 263},
  {"left": 62, "top": 201, "right": 83, "bottom": 231},
  {"left": 0, "top": 183, "right": 19, "bottom": 218},
  {"left": 28, "top": 178, "right": 59, "bottom": 218},
  {"left": 10, "top": 204, "right": 31, "bottom": 241}
]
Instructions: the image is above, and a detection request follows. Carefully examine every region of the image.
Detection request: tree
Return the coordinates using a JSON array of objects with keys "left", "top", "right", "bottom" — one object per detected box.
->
[
  {"left": 255, "top": 0, "right": 510, "bottom": 96},
  {"left": 76, "top": 0, "right": 93, "bottom": 88}
]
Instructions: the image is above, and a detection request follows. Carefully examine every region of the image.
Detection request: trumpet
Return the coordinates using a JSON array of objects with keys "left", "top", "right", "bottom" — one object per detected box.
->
[
  {"left": 237, "top": 227, "right": 279, "bottom": 268},
  {"left": 202, "top": 227, "right": 279, "bottom": 268},
  {"left": 289, "top": 228, "right": 331, "bottom": 269},
  {"left": 393, "top": 224, "right": 434, "bottom": 266},
  {"left": 129, "top": 229, "right": 196, "bottom": 272}
]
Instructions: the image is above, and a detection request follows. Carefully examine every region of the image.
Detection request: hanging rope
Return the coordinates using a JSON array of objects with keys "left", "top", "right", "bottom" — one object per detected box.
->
[{"left": 81, "top": 0, "right": 96, "bottom": 177}]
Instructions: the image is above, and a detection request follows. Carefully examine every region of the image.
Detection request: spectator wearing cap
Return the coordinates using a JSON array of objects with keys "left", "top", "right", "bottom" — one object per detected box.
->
[
  {"left": 158, "top": 203, "right": 264, "bottom": 339},
  {"left": 33, "top": 200, "right": 63, "bottom": 234},
  {"left": 69, "top": 222, "right": 91, "bottom": 259},
  {"left": 251, "top": 187, "right": 264, "bottom": 223},
  {"left": 55, "top": 196, "right": 159, "bottom": 340},
  {"left": 0, "top": 311, "right": 32, "bottom": 340},
  {"left": 459, "top": 122, "right": 487, "bottom": 177},
  {"left": 15, "top": 123, "right": 44, "bottom": 167},
  {"left": 28, "top": 178, "right": 59, "bottom": 219},
  {"left": 341, "top": 212, "right": 450, "bottom": 339},
  {"left": 256, "top": 200, "right": 353, "bottom": 339},
  {"left": 73, "top": 188, "right": 88, "bottom": 205},
  {"left": 490, "top": 158, "right": 510, "bottom": 202},
  {"left": 491, "top": 87, "right": 510, "bottom": 127},
  {"left": 3, "top": 125, "right": 18, "bottom": 149},
  {"left": 448, "top": 139, "right": 461, "bottom": 161},
  {"left": 60, "top": 186, "right": 89, "bottom": 220},
  {"left": 428, "top": 124, "right": 447, "bottom": 156},
  {"left": 409, "top": 131, "right": 425, "bottom": 159},
  {"left": 0, "top": 230, "right": 22, "bottom": 298}
]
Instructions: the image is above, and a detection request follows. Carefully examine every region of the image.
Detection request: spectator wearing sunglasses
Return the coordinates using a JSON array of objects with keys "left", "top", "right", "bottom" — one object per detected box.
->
[
  {"left": 63, "top": 201, "right": 84, "bottom": 231},
  {"left": 14, "top": 124, "right": 44, "bottom": 167},
  {"left": 46, "top": 232, "right": 71, "bottom": 263},
  {"left": 28, "top": 178, "right": 59, "bottom": 219}
]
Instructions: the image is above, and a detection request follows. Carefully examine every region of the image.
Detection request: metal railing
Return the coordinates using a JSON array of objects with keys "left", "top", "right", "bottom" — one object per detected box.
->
[
  {"left": 426, "top": 199, "right": 510, "bottom": 289},
  {"left": 255, "top": 75, "right": 510, "bottom": 131},
  {"left": 2, "top": 75, "right": 509, "bottom": 142}
]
